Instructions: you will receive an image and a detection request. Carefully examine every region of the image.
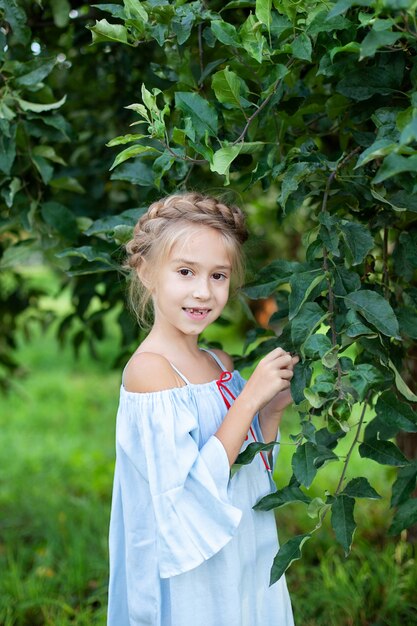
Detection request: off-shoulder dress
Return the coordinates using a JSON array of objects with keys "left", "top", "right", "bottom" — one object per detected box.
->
[{"left": 107, "top": 349, "right": 294, "bottom": 626}]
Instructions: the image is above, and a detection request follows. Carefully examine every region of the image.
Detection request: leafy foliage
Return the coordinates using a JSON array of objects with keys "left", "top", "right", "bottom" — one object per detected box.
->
[{"left": 2, "top": 0, "right": 417, "bottom": 584}]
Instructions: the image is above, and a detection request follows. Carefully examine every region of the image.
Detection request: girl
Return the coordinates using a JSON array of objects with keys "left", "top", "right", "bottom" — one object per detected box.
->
[{"left": 107, "top": 192, "right": 297, "bottom": 626}]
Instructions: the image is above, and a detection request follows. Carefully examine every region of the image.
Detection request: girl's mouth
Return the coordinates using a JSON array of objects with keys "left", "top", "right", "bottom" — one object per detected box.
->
[{"left": 183, "top": 308, "right": 211, "bottom": 319}]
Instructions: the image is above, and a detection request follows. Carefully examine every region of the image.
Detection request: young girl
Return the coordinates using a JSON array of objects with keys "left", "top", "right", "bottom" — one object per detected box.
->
[{"left": 107, "top": 192, "right": 296, "bottom": 626}]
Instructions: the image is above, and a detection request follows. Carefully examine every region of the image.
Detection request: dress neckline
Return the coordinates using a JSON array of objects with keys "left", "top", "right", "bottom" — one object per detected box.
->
[{"left": 121, "top": 369, "right": 239, "bottom": 397}]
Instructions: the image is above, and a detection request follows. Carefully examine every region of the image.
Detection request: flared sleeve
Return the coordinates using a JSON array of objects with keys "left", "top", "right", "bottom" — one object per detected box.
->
[{"left": 117, "top": 387, "right": 242, "bottom": 578}]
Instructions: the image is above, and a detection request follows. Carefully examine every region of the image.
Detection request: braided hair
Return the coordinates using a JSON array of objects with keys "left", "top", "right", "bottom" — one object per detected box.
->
[{"left": 125, "top": 192, "right": 248, "bottom": 327}]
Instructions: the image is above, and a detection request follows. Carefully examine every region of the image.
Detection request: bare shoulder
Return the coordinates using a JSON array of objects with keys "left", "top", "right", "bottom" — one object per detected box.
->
[
  {"left": 123, "top": 352, "right": 183, "bottom": 393},
  {"left": 210, "top": 348, "right": 234, "bottom": 372}
]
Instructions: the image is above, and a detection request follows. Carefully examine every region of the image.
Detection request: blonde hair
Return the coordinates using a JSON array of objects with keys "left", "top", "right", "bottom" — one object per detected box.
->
[{"left": 124, "top": 192, "right": 248, "bottom": 327}]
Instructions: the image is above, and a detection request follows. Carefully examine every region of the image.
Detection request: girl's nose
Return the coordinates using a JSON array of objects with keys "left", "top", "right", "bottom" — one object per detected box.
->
[{"left": 193, "top": 279, "right": 210, "bottom": 299}]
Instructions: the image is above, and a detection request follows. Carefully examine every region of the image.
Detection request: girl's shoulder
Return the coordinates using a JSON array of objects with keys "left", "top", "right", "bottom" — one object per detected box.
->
[
  {"left": 123, "top": 352, "right": 185, "bottom": 394},
  {"left": 206, "top": 347, "right": 234, "bottom": 372}
]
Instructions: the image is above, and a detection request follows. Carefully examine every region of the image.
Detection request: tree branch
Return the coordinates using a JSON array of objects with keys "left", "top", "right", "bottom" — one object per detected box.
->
[
  {"left": 382, "top": 226, "right": 390, "bottom": 299},
  {"left": 232, "top": 65, "right": 291, "bottom": 145},
  {"left": 334, "top": 393, "right": 370, "bottom": 496},
  {"left": 321, "top": 146, "right": 362, "bottom": 394}
]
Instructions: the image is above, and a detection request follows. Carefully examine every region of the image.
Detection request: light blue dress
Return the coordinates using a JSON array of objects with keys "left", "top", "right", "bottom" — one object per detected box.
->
[{"left": 107, "top": 350, "right": 294, "bottom": 626}]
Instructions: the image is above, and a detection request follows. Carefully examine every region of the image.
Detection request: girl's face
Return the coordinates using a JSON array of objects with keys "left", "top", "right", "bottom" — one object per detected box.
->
[{"left": 150, "top": 225, "right": 232, "bottom": 338}]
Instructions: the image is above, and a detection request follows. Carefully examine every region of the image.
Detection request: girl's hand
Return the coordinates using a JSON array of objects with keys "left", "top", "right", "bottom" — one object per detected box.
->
[
  {"left": 241, "top": 348, "right": 297, "bottom": 414},
  {"left": 260, "top": 354, "right": 299, "bottom": 419}
]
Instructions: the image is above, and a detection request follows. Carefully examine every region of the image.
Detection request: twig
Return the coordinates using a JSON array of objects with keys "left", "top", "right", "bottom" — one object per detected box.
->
[
  {"left": 382, "top": 227, "right": 390, "bottom": 299},
  {"left": 198, "top": 24, "right": 204, "bottom": 78},
  {"left": 334, "top": 393, "right": 370, "bottom": 496},
  {"left": 160, "top": 140, "right": 206, "bottom": 164},
  {"left": 321, "top": 146, "right": 362, "bottom": 394},
  {"left": 232, "top": 63, "right": 292, "bottom": 145},
  {"left": 321, "top": 147, "right": 361, "bottom": 213}
]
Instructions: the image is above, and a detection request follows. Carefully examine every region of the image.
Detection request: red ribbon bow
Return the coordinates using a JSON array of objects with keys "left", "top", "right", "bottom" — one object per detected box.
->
[{"left": 216, "top": 371, "right": 271, "bottom": 472}]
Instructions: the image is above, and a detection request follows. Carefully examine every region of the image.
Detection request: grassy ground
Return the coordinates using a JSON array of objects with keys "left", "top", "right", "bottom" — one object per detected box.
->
[{"left": 1, "top": 319, "right": 416, "bottom": 625}]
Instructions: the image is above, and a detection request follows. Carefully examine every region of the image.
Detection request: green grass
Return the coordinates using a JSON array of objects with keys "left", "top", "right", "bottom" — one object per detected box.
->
[
  {"left": 1, "top": 323, "right": 119, "bottom": 626},
  {"left": 1, "top": 320, "right": 416, "bottom": 625}
]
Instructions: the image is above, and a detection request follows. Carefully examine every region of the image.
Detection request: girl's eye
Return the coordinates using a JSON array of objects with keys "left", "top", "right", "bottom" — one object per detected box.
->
[
  {"left": 178, "top": 268, "right": 192, "bottom": 276},
  {"left": 212, "top": 273, "right": 227, "bottom": 281}
]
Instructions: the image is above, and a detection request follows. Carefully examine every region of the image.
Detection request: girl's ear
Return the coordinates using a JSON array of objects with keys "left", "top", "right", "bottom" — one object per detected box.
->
[{"left": 137, "top": 258, "right": 152, "bottom": 289}]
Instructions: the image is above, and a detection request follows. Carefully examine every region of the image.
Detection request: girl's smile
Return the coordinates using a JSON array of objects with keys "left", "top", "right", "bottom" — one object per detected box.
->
[{"left": 150, "top": 225, "right": 231, "bottom": 338}]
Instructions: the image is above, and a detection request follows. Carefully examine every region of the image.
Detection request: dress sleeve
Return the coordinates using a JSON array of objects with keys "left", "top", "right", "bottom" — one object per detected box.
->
[{"left": 118, "top": 388, "right": 242, "bottom": 578}]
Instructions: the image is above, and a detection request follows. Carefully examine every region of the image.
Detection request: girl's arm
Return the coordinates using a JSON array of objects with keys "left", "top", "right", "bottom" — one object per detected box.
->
[{"left": 214, "top": 348, "right": 295, "bottom": 466}]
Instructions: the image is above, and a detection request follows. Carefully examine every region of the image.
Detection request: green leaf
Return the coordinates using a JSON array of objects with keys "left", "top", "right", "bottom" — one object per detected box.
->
[
  {"left": 331, "top": 495, "right": 356, "bottom": 555},
  {"left": 373, "top": 154, "right": 417, "bottom": 184},
  {"left": 106, "top": 133, "right": 146, "bottom": 147},
  {"left": 345, "top": 309, "right": 377, "bottom": 338},
  {"left": 254, "top": 484, "right": 311, "bottom": 511},
  {"left": 110, "top": 159, "right": 154, "bottom": 187},
  {"left": 32, "top": 145, "right": 66, "bottom": 165},
  {"left": 303, "top": 334, "right": 332, "bottom": 359},
  {"left": 32, "top": 155, "right": 54, "bottom": 184},
  {"left": 307, "top": 497, "right": 331, "bottom": 519},
  {"left": 342, "top": 477, "right": 381, "bottom": 499},
  {"left": 270, "top": 534, "right": 311, "bottom": 585},
  {"left": 16, "top": 95, "right": 67, "bottom": 113},
  {"left": 211, "top": 20, "right": 241, "bottom": 47},
  {"left": 289, "top": 270, "right": 325, "bottom": 320},
  {"left": 212, "top": 67, "right": 250, "bottom": 110},
  {"left": 376, "top": 391, "right": 417, "bottom": 434},
  {"left": 359, "top": 438, "right": 409, "bottom": 467},
  {"left": 240, "top": 14, "right": 267, "bottom": 64},
  {"left": 85, "top": 210, "right": 140, "bottom": 236},
  {"left": 291, "top": 303, "right": 328, "bottom": 347},
  {"left": 210, "top": 145, "right": 242, "bottom": 183},
  {"left": 292, "top": 442, "right": 317, "bottom": 488},
  {"left": 243, "top": 259, "right": 300, "bottom": 299},
  {"left": 0, "top": 240, "right": 37, "bottom": 269},
  {"left": 332, "top": 264, "right": 361, "bottom": 296},
  {"left": 13, "top": 58, "right": 57, "bottom": 87},
  {"left": 360, "top": 29, "right": 400, "bottom": 60},
  {"left": 50, "top": 0, "right": 70, "bottom": 28},
  {"left": 56, "top": 245, "right": 118, "bottom": 269},
  {"left": 400, "top": 115, "right": 417, "bottom": 145},
  {"left": 349, "top": 364, "right": 388, "bottom": 400},
  {"left": 313, "top": 445, "right": 339, "bottom": 467},
  {"left": 386, "top": 359, "right": 417, "bottom": 402},
  {"left": 355, "top": 139, "right": 397, "bottom": 168},
  {"left": 389, "top": 499, "right": 417, "bottom": 536},
  {"left": 175, "top": 92, "right": 218, "bottom": 139},
  {"left": 0, "top": 124, "right": 16, "bottom": 175},
  {"left": 397, "top": 306, "right": 417, "bottom": 340},
  {"left": 291, "top": 361, "right": 313, "bottom": 405},
  {"left": 109, "top": 144, "right": 158, "bottom": 170},
  {"left": 123, "top": 0, "right": 148, "bottom": 22},
  {"left": 291, "top": 33, "right": 312, "bottom": 62},
  {"left": 393, "top": 232, "right": 417, "bottom": 281},
  {"left": 337, "top": 60, "right": 403, "bottom": 101},
  {"left": 339, "top": 222, "right": 374, "bottom": 266},
  {"left": 92, "top": 4, "right": 127, "bottom": 19},
  {"left": 278, "top": 162, "right": 317, "bottom": 212},
  {"left": 49, "top": 177, "right": 85, "bottom": 194},
  {"left": 88, "top": 19, "right": 129, "bottom": 45},
  {"left": 0, "top": 0, "right": 30, "bottom": 44},
  {"left": 234, "top": 441, "right": 277, "bottom": 466},
  {"left": 343, "top": 290, "right": 400, "bottom": 339},
  {"left": 391, "top": 464, "right": 417, "bottom": 508},
  {"left": 41, "top": 201, "right": 78, "bottom": 238},
  {"left": 255, "top": 0, "right": 272, "bottom": 32}
]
